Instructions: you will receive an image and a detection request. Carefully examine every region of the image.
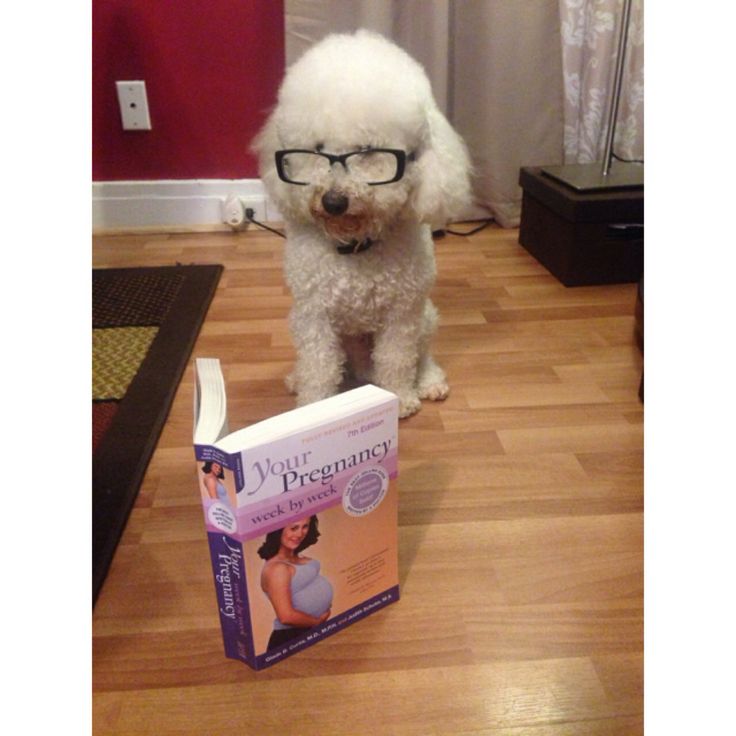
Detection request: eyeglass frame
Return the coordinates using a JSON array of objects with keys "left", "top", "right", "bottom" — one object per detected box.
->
[{"left": 274, "top": 148, "right": 413, "bottom": 186}]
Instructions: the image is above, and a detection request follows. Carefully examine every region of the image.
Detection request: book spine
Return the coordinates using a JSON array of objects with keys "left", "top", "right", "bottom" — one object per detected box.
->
[{"left": 206, "top": 532, "right": 255, "bottom": 666}]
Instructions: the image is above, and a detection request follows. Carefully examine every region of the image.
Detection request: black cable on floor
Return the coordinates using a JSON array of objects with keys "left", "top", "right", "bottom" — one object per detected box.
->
[{"left": 245, "top": 208, "right": 286, "bottom": 238}]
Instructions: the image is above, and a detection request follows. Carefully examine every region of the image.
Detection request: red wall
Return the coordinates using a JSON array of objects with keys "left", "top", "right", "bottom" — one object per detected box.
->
[{"left": 93, "top": 0, "right": 284, "bottom": 181}]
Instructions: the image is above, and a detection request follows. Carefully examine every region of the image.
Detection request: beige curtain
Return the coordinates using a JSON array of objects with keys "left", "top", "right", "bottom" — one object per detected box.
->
[
  {"left": 559, "top": 0, "right": 644, "bottom": 164},
  {"left": 283, "top": 1, "right": 565, "bottom": 227},
  {"left": 451, "top": 3, "right": 564, "bottom": 227}
]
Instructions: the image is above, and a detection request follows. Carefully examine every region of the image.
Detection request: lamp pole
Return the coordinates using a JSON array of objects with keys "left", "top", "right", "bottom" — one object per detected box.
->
[{"left": 601, "top": 0, "right": 634, "bottom": 177}]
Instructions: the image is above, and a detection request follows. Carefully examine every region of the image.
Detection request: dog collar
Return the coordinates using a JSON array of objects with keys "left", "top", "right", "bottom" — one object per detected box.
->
[{"left": 336, "top": 238, "right": 375, "bottom": 255}]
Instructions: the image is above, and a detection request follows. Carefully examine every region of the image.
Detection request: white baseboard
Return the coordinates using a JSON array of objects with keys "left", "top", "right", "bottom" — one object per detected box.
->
[{"left": 92, "top": 179, "right": 282, "bottom": 233}]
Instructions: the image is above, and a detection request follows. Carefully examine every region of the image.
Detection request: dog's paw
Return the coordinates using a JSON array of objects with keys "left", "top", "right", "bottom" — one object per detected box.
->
[
  {"left": 398, "top": 393, "right": 422, "bottom": 419},
  {"left": 418, "top": 380, "right": 450, "bottom": 402}
]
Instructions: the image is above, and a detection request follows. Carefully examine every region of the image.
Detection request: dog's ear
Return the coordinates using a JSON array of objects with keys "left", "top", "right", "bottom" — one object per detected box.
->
[{"left": 410, "top": 105, "right": 473, "bottom": 230}]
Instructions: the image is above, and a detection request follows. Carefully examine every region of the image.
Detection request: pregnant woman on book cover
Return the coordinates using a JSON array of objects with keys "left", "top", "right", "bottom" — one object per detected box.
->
[
  {"left": 201, "top": 461, "right": 231, "bottom": 506},
  {"left": 258, "top": 515, "right": 333, "bottom": 650}
]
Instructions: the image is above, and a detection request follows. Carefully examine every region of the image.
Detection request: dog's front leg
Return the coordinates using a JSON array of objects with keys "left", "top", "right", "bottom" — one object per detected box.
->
[
  {"left": 372, "top": 312, "right": 424, "bottom": 418},
  {"left": 288, "top": 307, "right": 346, "bottom": 407}
]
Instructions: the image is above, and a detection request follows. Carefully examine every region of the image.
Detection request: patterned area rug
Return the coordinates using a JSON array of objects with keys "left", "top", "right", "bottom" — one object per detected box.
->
[{"left": 93, "top": 264, "right": 223, "bottom": 604}]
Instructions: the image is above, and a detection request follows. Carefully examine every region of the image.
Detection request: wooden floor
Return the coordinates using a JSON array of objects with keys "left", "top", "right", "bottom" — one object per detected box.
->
[{"left": 92, "top": 224, "right": 644, "bottom": 735}]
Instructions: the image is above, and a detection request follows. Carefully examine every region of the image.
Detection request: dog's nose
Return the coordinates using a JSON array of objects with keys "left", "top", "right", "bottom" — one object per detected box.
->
[{"left": 321, "top": 190, "right": 349, "bottom": 216}]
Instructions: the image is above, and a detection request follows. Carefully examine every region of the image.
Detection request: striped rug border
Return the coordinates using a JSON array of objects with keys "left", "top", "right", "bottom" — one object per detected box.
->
[{"left": 93, "top": 264, "right": 223, "bottom": 604}]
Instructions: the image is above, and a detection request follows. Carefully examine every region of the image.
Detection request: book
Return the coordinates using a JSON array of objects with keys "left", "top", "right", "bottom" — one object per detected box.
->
[{"left": 193, "top": 358, "right": 400, "bottom": 670}]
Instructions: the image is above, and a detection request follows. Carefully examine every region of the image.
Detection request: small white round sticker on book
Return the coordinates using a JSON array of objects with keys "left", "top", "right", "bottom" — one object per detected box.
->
[
  {"left": 207, "top": 501, "right": 237, "bottom": 534},
  {"left": 343, "top": 466, "right": 389, "bottom": 517}
]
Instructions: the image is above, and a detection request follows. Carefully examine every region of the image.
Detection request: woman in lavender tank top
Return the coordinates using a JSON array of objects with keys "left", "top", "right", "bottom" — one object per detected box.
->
[
  {"left": 201, "top": 461, "right": 231, "bottom": 506},
  {"left": 258, "top": 515, "right": 334, "bottom": 650}
]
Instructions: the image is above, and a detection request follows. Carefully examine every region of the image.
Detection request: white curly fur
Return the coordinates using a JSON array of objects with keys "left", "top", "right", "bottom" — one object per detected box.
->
[{"left": 252, "top": 30, "right": 472, "bottom": 418}]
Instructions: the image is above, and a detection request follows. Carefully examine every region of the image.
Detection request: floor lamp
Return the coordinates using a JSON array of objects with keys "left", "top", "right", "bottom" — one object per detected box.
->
[{"left": 542, "top": 0, "right": 643, "bottom": 192}]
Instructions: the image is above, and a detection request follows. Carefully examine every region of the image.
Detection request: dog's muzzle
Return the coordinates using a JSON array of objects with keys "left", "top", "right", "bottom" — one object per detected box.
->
[{"left": 310, "top": 189, "right": 376, "bottom": 254}]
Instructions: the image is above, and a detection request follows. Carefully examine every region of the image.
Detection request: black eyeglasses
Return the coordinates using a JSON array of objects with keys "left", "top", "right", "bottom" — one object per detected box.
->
[{"left": 275, "top": 148, "right": 412, "bottom": 186}]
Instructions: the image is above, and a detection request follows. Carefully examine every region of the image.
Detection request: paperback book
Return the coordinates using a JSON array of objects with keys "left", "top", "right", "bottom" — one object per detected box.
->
[{"left": 193, "top": 358, "right": 400, "bottom": 670}]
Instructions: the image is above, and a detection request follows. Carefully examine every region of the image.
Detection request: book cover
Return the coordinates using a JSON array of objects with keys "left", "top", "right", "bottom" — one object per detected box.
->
[{"left": 193, "top": 358, "right": 400, "bottom": 669}]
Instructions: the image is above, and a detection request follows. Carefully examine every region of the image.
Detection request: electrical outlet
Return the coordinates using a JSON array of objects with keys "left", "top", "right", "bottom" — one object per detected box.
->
[
  {"left": 223, "top": 195, "right": 246, "bottom": 228},
  {"left": 222, "top": 195, "right": 270, "bottom": 230},
  {"left": 116, "top": 81, "right": 152, "bottom": 131}
]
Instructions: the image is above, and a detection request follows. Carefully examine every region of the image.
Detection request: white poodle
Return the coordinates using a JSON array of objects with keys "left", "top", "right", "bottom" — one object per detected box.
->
[{"left": 253, "top": 30, "right": 472, "bottom": 418}]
